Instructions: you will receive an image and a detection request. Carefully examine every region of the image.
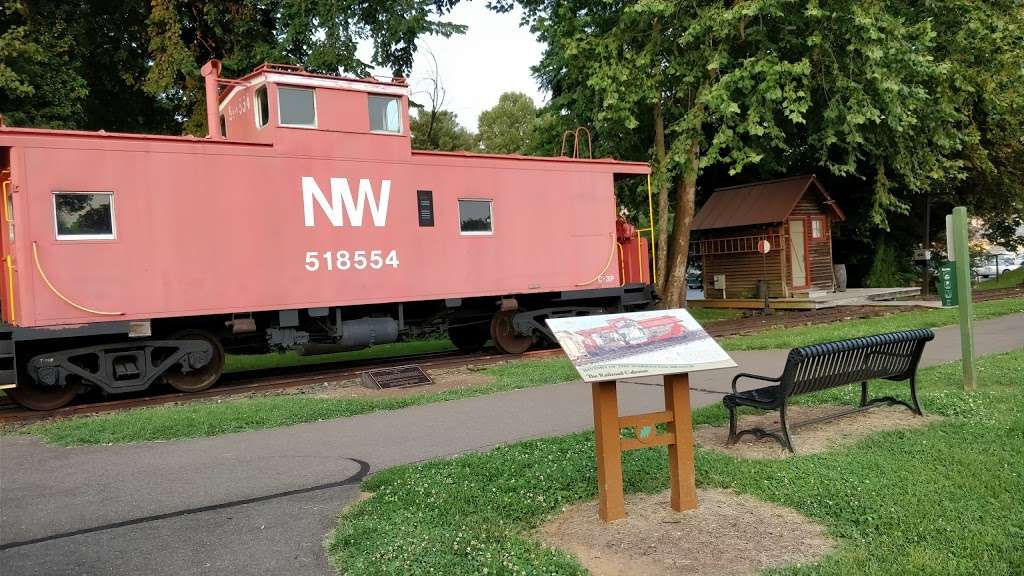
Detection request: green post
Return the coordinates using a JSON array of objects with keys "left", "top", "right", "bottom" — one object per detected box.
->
[{"left": 951, "top": 206, "right": 976, "bottom": 391}]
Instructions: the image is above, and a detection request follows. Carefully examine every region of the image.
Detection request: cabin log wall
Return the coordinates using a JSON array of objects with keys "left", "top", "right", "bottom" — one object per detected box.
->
[{"left": 700, "top": 225, "right": 787, "bottom": 299}]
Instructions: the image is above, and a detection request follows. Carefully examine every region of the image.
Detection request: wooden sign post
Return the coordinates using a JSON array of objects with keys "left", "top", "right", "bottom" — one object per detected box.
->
[
  {"left": 592, "top": 373, "right": 697, "bottom": 521},
  {"left": 546, "top": 309, "right": 736, "bottom": 522}
]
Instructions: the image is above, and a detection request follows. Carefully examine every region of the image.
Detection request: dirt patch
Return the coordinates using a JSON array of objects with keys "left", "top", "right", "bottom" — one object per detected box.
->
[
  {"left": 268, "top": 365, "right": 498, "bottom": 400},
  {"left": 695, "top": 404, "right": 940, "bottom": 459},
  {"left": 537, "top": 488, "right": 833, "bottom": 576}
]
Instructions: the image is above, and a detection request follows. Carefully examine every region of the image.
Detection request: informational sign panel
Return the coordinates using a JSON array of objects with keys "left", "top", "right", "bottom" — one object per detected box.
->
[
  {"left": 361, "top": 365, "right": 433, "bottom": 389},
  {"left": 546, "top": 309, "right": 737, "bottom": 382}
]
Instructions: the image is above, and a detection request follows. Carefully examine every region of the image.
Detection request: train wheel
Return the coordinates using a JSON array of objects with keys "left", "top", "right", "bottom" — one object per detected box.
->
[
  {"left": 163, "top": 330, "right": 225, "bottom": 393},
  {"left": 490, "top": 310, "right": 533, "bottom": 355},
  {"left": 448, "top": 320, "right": 490, "bottom": 353},
  {"left": 7, "top": 380, "right": 81, "bottom": 411}
]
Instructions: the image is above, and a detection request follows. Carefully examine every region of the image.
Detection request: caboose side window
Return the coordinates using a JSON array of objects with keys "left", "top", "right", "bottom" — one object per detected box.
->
[
  {"left": 255, "top": 85, "right": 270, "bottom": 128},
  {"left": 54, "top": 192, "right": 115, "bottom": 240},
  {"left": 458, "top": 199, "right": 492, "bottom": 234},
  {"left": 278, "top": 86, "right": 316, "bottom": 127},
  {"left": 368, "top": 95, "right": 402, "bottom": 133}
]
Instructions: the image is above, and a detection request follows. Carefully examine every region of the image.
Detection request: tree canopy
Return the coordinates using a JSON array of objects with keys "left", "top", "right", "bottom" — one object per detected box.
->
[
  {"left": 0, "top": 0, "right": 465, "bottom": 134},
  {"left": 477, "top": 91, "right": 537, "bottom": 154},
  {"left": 523, "top": 0, "right": 1024, "bottom": 301},
  {"left": 410, "top": 108, "right": 477, "bottom": 151}
]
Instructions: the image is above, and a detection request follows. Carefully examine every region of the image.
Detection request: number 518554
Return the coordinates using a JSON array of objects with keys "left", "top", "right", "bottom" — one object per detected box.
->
[{"left": 304, "top": 249, "right": 399, "bottom": 272}]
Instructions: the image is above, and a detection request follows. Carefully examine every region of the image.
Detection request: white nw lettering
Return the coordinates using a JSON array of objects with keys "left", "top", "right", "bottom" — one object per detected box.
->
[{"left": 302, "top": 177, "right": 391, "bottom": 227}]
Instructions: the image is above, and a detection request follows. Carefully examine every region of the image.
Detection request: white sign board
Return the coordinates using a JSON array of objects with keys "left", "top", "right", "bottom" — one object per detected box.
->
[{"left": 546, "top": 309, "right": 737, "bottom": 382}]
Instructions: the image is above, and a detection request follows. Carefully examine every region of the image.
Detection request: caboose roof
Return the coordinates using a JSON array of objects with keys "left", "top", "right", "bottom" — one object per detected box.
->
[
  {"left": 690, "top": 175, "right": 845, "bottom": 231},
  {"left": 217, "top": 63, "right": 410, "bottom": 111}
]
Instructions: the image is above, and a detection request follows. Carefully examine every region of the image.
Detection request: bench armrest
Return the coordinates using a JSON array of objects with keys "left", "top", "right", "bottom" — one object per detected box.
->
[{"left": 730, "top": 372, "right": 782, "bottom": 394}]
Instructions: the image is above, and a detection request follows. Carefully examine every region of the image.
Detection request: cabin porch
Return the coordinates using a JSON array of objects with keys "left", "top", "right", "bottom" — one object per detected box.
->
[{"left": 693, "top": 286, "right": 925, "bottom": 310}]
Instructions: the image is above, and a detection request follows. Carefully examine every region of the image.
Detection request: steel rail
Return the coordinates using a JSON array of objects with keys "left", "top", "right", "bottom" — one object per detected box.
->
[{"left": 0, "top": 347, "right": 565, "bottom": 424}]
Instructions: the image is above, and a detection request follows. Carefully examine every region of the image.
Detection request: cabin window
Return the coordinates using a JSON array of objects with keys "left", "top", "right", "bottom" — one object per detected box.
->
[
  {"left": 54, "top": 192, "right": 115, "bottom": 240},
  {"left": 417, "top": 190, "right": 434, "bottom": 227},
  {"left": 368, "top": 95, "right": 402, "bottom": 133},
  {"left": 811, "top": 217, "right": 826, "bottom": 241},
  {"left": 255, "top": 85, "right": 270, "bottom": 128},
  {"left": 459, "top": 199, "right": 492, "bottom": 234},
  {"left": 219, "top": 114, "right": 227, "bottom": 137},
  {"left": 278, "top": 86, "right": 316, "bottom": 127}
]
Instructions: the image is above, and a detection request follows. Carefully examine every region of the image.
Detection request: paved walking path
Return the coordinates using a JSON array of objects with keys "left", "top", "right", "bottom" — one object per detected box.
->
[{"left": 2, "top": 314, "right": 1022, "bottom": 575}]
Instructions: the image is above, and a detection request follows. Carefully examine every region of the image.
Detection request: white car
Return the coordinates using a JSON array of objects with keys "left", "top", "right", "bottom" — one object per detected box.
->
[{"left": 974, "top": 254, "right": 1020, "bottom": 278}]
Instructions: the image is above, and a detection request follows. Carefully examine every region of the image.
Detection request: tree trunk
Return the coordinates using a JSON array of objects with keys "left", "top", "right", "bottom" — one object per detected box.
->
[
  {"left": 653, "top": 100, "right": 671, "bottom": 297},
  {"left": 661, "top": 139, "right": 700, "bottom": 309}
]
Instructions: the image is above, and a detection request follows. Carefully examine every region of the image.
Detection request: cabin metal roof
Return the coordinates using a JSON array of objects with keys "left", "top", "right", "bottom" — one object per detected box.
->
[{"left": 690, "top": 175, "right": 845, "bottom": 231}]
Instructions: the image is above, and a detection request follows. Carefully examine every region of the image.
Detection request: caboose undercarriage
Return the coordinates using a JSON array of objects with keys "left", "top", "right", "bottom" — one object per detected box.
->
[{"left": 4, "top": 284, "right": 653, "bottom": 410}]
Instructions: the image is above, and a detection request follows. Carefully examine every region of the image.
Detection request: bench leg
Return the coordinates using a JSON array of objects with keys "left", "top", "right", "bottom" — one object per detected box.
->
[
  {"left": 860, "top": 377, "right": 924, "bottom": 416},
  {"left": 726, "top": 402, "right": 738, "bottom": 445},
  {"left": 779, "top": 404, "right": 795, "bottom": 453},
  {"left": 909, "top": 374, "right": 923, "bottom": 416}
]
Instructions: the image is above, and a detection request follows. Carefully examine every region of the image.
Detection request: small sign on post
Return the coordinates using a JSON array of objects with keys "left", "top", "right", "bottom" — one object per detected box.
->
[
  {"left": 950, "top": 207, "right": 976, "bottom": 391},
  {"left": 758, "top": 239, "right": 772, "bottom": 312},
  {"left": 547, "top": 310, "right": 736, "bottom": 522}
]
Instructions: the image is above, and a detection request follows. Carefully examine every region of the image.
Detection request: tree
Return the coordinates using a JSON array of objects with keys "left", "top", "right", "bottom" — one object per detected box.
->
[
  {"left": 410, "top": 109, "right": 476, "bottom": 151},
  {"left": 477, "top": 92, "right": 537, "bottom": 154},
  {"left": 526, "top": 0, "right": 1024, "bottom": 303},
  {"left": 0, "top": 1, "right": 89, "bottom": 128},
  {"left": 2, "top": 0, "right": 469, "bottom": 134}
]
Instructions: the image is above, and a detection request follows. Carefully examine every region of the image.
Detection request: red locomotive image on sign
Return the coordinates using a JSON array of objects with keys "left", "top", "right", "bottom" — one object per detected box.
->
[
  {"left": 0, "top": 61, "right": 653, "bottom": 409},
  {"left": 556, "top": 315, "right": 689, "bottom": 363},
  {"left": 547, "top": 309, "right": 735, "bottom": 381}
]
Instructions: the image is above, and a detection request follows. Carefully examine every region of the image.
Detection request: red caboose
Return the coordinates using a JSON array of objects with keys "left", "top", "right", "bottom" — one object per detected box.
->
[
  {"left": 0, "top": 61, "right": 653, "bottom": 408},
  {"left": 576, "top": 315, "right": 684, "bottom": 357}
]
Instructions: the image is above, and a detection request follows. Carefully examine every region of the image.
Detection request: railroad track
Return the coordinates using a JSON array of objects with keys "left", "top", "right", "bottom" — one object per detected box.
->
[
  {"left": 3, "top": 288, "right": 1019, "bottom": 425},
  {"left": 701, "top": 305, "right": 916, "bottom": 338},
  {"left": 0, "top": 347, "right": 564, "bottom": 425}
]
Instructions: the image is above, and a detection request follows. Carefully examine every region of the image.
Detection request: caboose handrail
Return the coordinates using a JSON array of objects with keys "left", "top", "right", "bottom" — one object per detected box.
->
[
  {"left": 577, "top": 233, "right": 617, "bottom": 287},
  {"left": 32, "top": 242, "right": 123, "bottom": 316}
]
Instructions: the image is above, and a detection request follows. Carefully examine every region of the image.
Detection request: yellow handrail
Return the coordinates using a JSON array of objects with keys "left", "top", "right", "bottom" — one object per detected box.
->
[
  {"left": 2, "top": 173, "right": 13, "bottom": 322},
  {"left": 636, "top": 230, "right": 644, "bottom": 284},
  {"left": 2, "top": 178, "right": 10, "bottom": 222},
  {"left": 616, "top": 241, "right": 625, "bottom": 287},
  {"left": 577, "top": 233, "right": 617, "bottom": 287},
  {"left": 5, "top": 255, "right": 14, "bottom": 323},
  {"left": 32, "top": 242, "right": 123, "bottom": 316}
]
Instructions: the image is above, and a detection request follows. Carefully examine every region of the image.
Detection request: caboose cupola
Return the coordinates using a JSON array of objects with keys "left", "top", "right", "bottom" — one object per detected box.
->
[{"left": 204, "top": 60, "right": 410, "bottom": 155}]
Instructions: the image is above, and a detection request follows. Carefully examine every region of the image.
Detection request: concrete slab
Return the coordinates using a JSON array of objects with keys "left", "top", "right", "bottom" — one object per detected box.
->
[{"left": 2, "top": 313, "right": 1021, "bottom": 576}]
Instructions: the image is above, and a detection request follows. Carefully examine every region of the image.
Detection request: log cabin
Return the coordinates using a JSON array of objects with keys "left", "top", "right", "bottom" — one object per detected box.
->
[{"left": 691, "top": 175, "right": 845, "bottom": 301}]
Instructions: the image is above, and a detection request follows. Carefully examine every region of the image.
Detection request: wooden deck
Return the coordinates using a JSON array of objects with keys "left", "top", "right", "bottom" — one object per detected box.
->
[{"left": 695, "top": 287, "right": 924, "bottom": 310}]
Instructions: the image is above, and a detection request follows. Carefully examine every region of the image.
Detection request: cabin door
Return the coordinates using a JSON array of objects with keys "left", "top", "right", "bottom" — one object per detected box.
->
[{"left": 788, "top": 219, "right": 809, "bottom": 289}]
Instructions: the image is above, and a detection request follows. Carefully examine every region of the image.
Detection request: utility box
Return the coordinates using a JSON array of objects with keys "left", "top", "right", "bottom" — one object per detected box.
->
[
  {"left": 938, "top": 262, "right": 958, "bottom": 307},
  {"left": 713, "top": 274, "right": 727, "bottom": 290}
]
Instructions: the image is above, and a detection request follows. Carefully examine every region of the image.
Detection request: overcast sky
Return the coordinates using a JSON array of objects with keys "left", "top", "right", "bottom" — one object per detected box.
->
[{"left": 358, "top": 4, "right": 546, "bottom": 131}]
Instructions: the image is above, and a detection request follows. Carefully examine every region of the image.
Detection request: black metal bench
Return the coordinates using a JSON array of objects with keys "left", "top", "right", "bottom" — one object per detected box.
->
[{"left": 723, "top": 328, "right": 935, "bottom": 453}]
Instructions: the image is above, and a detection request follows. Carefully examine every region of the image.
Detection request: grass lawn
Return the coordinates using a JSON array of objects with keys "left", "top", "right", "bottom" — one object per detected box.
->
[
  {"left": 719, "top": 297, "right": 1024, "bottom": 351},
  {"left": 328, "top": 349, "right": 1024, "bottom": 575},
  {"left": 686, "top": 306, "right": 744, "bottom": 324},
  {"left": 18, "top": 298, "right": 1023, "bottom": 445},
  {"left": 223, "top": 339, "right": 455, "bottom": 374},
  {"left": 976, "top": 267, "right": 1024, "bottom": 291},
  {"left": 22, "top": 357, "right": 581, "bottom": 445}
]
